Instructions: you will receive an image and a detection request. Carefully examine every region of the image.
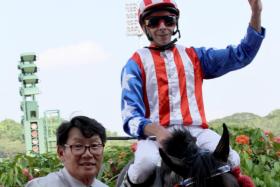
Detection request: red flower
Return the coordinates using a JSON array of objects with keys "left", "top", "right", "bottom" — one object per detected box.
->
[
  {"left": 264, "top": 130, "right": 272, "bottom": 136},
  {"left": 235, "top": 135, "right": 250, "bottom": 145},
  {"left": 22, "top": 168, "right": 33, "bottom": 181},
  {"left": 22, "top": 168, "right": 29, "bottom": 176},
  {"left": 273, "top": 136, "right": 280, "bottom": 144}
]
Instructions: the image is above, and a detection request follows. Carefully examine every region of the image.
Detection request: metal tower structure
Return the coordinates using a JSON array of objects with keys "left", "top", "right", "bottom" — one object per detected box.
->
[
  {"left": 18, "top": 53, "right": 46, "bottom": 154},
  {"left": 44, "top": 110, "right": 61, "bottom": 152}
]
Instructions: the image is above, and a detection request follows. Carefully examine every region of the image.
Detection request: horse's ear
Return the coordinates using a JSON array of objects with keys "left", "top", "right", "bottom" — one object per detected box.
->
[
  {"left": 159, "top": 148, "right": 186, "bottom": 177},
  {"left": 213, "top": 123, "right": 230, "bottom": 162}
]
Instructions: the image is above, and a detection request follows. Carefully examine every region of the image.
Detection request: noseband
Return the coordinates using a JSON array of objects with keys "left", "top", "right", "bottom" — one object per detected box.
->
[{"left": 175, "top": 165, "right": 231, "bottom": 187}]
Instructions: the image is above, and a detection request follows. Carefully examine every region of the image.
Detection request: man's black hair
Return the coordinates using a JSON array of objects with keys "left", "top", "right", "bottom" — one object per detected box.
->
[{"left": 56, "top": 116, "right": 106, "bottom": 146}]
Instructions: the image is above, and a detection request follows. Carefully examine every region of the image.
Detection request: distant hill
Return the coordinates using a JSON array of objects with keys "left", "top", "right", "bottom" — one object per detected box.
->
[
  {"left": 0, "top": 119, "right": 25, "bottom": 157},
  {"left": 209, "top": 109, "right": 280, "bottom": 136}
]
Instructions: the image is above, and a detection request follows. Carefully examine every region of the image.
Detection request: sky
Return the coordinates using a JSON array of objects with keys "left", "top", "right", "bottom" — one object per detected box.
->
[{"left": 0, "top": 0, "right": 279, "bottom": 135}]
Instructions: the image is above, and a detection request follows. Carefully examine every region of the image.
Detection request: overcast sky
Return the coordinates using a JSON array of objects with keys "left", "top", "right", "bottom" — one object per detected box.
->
[{"left": 0, "top": 0, "right": 279, "bottom": 135}]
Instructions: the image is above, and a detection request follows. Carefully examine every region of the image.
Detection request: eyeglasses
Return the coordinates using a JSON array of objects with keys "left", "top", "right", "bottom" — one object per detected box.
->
[
  {"left": 64, "top": 143, "right": 104, "bottom": 156},
  {"left": 144, "top": 15, "right": 177, "bottom": 28}
]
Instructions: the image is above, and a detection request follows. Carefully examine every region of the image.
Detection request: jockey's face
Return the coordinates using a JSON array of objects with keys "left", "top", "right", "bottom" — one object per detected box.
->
[{"left": 143, "top": 11, "right": 177, "bottom": 47}]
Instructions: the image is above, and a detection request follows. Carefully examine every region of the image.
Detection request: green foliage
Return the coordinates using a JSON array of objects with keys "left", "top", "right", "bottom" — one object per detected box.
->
[
  {"left": 0, "top": 144, "right": 134, "bottom": 187},
  {"left": 0, "top": 119, "right": 23, "bottom": 142},
  {"left": 0, "top": 112, "right": 280, "bottom": 186},
  {"left": 101, "top": 144, "right": 134, "bottom": 186},
  {"left": 211, "top": 125, "right": 280, "bottom": 187},
  {"left": 1, "top": 126, "right": 279, "bottom": 187},
  {"left": 0, "top": 153, "right": 62, "bottom": 187},
  {"left": 0, "top": 119, "right": 25, "bottom": 158},
  {"left": 0, "top": 139, "right": 25, "bottom": 158}
]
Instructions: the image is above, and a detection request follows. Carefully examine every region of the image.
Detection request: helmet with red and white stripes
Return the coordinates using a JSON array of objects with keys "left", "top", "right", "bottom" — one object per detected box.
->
[{"left": 138, "top": 0, "right": 180, "bottom": 26}]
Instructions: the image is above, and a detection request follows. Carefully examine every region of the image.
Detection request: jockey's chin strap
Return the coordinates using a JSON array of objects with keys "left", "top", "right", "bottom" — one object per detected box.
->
[
  {"left": 174, "top": 165, "right": 231, "bottom": 187},
  {"left": 145, "top": 38, "right": 177, "bottom": 51}
]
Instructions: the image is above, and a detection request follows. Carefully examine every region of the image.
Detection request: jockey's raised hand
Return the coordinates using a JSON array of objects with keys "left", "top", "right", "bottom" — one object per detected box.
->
[{"left": 248, "top": 0, "right": 262, "bottom": 32}]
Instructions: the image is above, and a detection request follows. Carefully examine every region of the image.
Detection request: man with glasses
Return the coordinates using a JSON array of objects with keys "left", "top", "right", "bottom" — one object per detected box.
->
[
  {"left": 26, "top": 116, "right": 108, "bottom": 187},
  {"left": 121, "top": 0, "right": 265, "bottom": 186}
]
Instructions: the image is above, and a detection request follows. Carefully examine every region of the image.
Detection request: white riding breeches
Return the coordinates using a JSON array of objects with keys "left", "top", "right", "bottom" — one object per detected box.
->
[{"left": 127, "top": 126, "right": 240, "bottom": 184}]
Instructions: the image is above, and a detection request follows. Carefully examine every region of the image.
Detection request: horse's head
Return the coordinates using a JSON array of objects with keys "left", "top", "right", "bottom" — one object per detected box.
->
[{"left": 159, "top": 124, "right": 239, "bottom": 187}]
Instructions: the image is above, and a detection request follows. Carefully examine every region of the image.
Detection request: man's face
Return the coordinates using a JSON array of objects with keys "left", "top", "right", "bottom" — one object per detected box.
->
[
  {"left": 58, "top": 127, "right": 104, "bottom": 182},
  {"left": 143, "top": 10, "right": 177, "bottom": 47}
]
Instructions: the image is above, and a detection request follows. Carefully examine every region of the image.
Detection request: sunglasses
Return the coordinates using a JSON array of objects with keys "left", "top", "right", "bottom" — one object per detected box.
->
[{"left": 144, "top": 15, "right": 177, "bottom": 28}]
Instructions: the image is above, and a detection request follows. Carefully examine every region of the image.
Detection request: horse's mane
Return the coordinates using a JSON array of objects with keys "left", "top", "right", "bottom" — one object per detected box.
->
[{"left": 161, "top": 127, "right": 224, "bottom": 186}]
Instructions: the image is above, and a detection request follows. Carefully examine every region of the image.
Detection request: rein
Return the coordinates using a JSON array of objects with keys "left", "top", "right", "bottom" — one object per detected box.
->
[{"left": 175, "top": 165, "right": 231, "bottom": 187}]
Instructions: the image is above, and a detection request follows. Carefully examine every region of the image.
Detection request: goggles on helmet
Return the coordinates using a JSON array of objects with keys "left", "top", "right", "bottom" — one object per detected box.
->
[{"left": 144, "top": 15, "right": 178, "bottom": 28}]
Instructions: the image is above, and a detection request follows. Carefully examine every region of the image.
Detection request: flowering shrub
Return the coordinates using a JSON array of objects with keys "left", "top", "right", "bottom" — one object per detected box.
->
[
  {"left": 212, "top": 126, "right": 280, "bottom": 187},
  {"left": 235, "top": 134, "right": 250, "bottom": 145},
  {"left": 0, "top": 127, "right": 279, "bottom": 187},
  {"left": 0, "top": 153, "right": 62, "bottom": 187},
  {"left": 101, "top": 145, "right": 133, "bottom": 186},
  {"left": 0, "top": 145, "right": 134, "bottom": 187},
  {"left": 274, "top": 136, "right": 280, "bottom": 144}
]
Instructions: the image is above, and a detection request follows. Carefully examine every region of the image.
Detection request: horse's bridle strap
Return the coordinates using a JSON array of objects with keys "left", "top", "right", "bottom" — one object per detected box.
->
[
  {"left": 209, "top": 165, "right": 231, "bottom": 178},
  {"left": 176, "top": 177, "right": 194, "bottom": 187},
  {"left": 175, "top": 165, "right": 231, "bottom": 187}
]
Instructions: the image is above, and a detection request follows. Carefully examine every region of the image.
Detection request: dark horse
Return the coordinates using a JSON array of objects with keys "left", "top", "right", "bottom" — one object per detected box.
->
[{"left": 116, "top": 124, "right": 240, "bottom": 187}]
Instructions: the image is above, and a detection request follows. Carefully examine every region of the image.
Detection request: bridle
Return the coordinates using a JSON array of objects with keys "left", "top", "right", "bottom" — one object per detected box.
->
[{"left": 174, "top": 165, "right": 231, "bottom": 187}]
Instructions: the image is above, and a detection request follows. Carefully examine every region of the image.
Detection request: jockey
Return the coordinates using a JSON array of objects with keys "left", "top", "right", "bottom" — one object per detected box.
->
[{"left": 121, "top": 0, "right": 265, "bottom": 186}]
